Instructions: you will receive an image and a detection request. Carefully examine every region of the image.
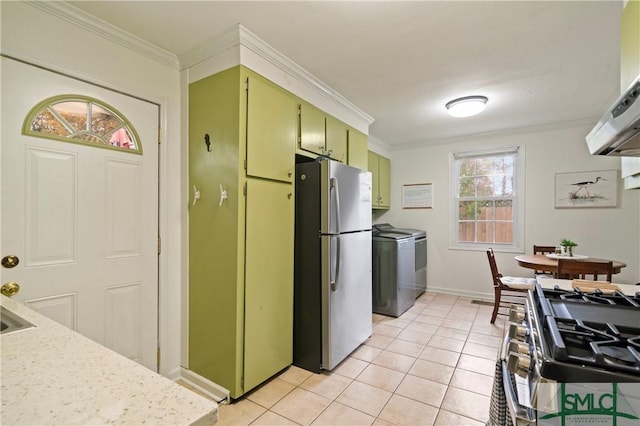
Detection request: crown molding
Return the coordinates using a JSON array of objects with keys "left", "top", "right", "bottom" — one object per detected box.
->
[
  {"left": 33, "top": 0, "right": 373, "bottom": 127},
  {"left": 180, "top": 24, "right": 374, "bottom": 127},
  {"left": 28, "top": 1, "right": 180, "bottom": 69},
  {"left": 177, "top": 25, "right": 240, "bottom": 71},
  {"left": 393, "top": 117, "right": 597, "bottom": 151},
  {"left": 237, "top": 25, "right": 374, "bottom": 126}
]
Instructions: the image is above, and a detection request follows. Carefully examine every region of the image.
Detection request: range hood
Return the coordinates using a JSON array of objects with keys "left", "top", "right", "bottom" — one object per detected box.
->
[{"left": 586, "top": 76, "right": 640, "bottom": 156}]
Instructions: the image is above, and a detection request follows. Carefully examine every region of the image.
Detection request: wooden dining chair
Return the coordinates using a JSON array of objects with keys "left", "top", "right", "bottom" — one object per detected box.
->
[
  {"left": 533, "top": 245, "right": 557, "bottom": 277},
  {"left": 557, "top": 259, "right": 613, "bottom": 282},
  {"left": 487, "top": 248, "right": 537, "bottom": 324}
]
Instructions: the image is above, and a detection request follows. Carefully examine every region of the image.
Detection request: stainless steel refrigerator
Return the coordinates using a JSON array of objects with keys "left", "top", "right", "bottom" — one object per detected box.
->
[{"left": 294, "top": 158, "right": 373, "bottom": 373}]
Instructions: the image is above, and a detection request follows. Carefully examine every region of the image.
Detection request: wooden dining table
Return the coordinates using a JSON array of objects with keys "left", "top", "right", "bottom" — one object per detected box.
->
[{"left": 514, "top": 254, "right": 627, "bottom": 274}]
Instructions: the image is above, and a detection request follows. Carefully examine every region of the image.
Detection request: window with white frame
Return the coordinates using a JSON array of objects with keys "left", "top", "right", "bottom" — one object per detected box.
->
[{"left": 451, "top": 147, "right": 523, "bottom": 251}]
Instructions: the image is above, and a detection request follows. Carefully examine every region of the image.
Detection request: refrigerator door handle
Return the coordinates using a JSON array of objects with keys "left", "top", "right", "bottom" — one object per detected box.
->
[
  {"left": 330, "top": 177, "right": 340, "bottom": 234},
  {"left": 330, "top": 235, "right": 341, "bottom": 291}
]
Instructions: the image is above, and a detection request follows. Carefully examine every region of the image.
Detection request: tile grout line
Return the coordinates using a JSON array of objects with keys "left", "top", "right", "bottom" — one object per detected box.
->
[{"left": 216, "top": 292, "right": 506, "bottom": 425}]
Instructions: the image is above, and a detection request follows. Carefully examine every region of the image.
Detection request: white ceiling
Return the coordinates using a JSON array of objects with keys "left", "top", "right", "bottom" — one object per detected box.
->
[{"left": 68, "top": 1, "right": 623, "bottom": 148}]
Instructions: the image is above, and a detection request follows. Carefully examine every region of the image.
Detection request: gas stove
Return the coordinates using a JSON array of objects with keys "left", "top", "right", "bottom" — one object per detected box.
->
[
  {"left": 492, "top": 283, "right": 640, "bottom": 425},
  {"left": 525, "top": 284, "right": 640, "bottom": 383}
]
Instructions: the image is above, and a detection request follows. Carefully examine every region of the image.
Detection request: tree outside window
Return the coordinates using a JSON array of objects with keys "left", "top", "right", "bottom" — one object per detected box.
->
[{"left": 452, "top": 147, "right": 523, "bottom": 251}]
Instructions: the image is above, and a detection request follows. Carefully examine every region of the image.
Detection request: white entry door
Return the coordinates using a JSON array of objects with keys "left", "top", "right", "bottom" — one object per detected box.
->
[{"left": 0, "top": 57, "right": 159, "bottom": 371}]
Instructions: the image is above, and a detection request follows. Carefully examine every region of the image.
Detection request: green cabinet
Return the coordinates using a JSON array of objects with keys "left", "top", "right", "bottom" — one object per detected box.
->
[
  {"left": 188, "top": 66, "right": 294, "bottom": 399},
  {"left": 621, "top": 0, "right": 639, "bottom": 89},
  {"left": 368, "top": 151, "right": 390, "bottom": 209},
  {"left": 298, "top": 102, "right": 348, "bottom": 163},
  {"left": 244, "top": 178, "right": 294, "bottom": 391},
  {"left": 246, "top": 77, "right": 297, "bottom": 182},
  {"left": 620, "top": 1, "right": 640, "bottom": 190},
  {"left": 298, "top": 101, "right": 325, "bottom": 156},
  {"left": 325, "top": 115, "right": 348, "bottom": 163},
  {"left": 347, "top": 128, "right": 368, "bottom": 170}
]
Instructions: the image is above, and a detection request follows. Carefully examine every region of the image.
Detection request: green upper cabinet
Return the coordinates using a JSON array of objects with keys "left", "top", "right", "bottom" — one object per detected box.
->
[
  {"left": 325, "top": 114, "right": 348, "bottom": 163},
  {"left": 298, "top": 101, "right": 326, "bottom": 156},
  {"left": 298, "top": 101, "right": 355, "bottom": 163},
  {"left": 347, "top": 128, "right": 368, "bottom": 170},
  {"left": 246, "top": 76, "right": 297, "bottom": 183},
  {"left": 378, "top": 155, "right": 390, "bottom": 208},
  {"left": 621, "top": 0, "right": 640, "bottom": 89},
  {"left": 368, "top": 150, "right": 390, "bottom": 209}
]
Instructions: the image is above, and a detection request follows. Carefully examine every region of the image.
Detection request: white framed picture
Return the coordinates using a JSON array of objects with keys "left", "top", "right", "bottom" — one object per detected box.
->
[
  {"left": 402, "top": 183, "right": 433, "bottom": 209},
  {"left": 554, "top": 169, "right": 618, "bottom": 208}
]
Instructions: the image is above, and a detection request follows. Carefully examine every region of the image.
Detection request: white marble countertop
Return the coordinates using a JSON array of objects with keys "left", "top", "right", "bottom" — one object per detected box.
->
[{"left": 1, "top": 295, "right": 218, "bottom": 425}]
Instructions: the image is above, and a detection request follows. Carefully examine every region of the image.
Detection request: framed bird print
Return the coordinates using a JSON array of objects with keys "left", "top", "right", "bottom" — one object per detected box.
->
[{"left": 554, "top": 169, "right": 618, "bottom": 208}]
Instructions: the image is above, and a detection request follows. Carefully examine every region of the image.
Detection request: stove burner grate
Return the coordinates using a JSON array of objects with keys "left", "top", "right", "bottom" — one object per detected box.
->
[
  {"left": 552, "top": 286, "right": 640, "bottom": 307},
  {"left": 549, "top": 318, "right": 640, "bottom": 376},
  {"left": 592, "top": 340, "right": 640, "bottom": 368}
]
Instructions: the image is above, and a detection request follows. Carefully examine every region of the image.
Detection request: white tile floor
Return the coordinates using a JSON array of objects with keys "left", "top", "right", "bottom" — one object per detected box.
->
[{"left": 213, "top": 291, "right": 508, "bottom": 425}]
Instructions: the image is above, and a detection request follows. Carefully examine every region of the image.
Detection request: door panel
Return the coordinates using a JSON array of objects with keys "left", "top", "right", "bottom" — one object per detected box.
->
[
  {"left": 299, "top": 101, "right": 326, "bottom": 155},
  {"left": 368, "top": 151, "right": 380, "bottom": 207},
  {"left": 246, "top": 76, "right": 296, "bottom": 183},
  {"left": 1, "top": 57, "right": 159, "bottom": 371},
  {"left": 25, "top": 293, "right": 77, "bottom": 330},
  {"left": 326, "top": 115, "right": 347, "bottom": 162},
  {"left": 105, "top": 282, "right": 142, "bottom": 361},
  {"left": 106, "top": 158, "right": 142, "bottom": 257},
  {"left": 378, "top": 155, "right": 391, "bottom": 208},
  {"left": 244, "top": 178, "right": 294, "bottom": 392},
  {"left": 347, "top": 128, "right": 368, "bottom": 170},
  {"left": 25, "top": 148, "right": 77, "bottom": 266}
]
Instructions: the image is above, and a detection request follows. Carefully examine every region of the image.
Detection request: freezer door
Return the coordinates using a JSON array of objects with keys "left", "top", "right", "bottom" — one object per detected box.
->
[
  {"left": 321, "top": 231, "right": 372, "bottom": 370},
  {"left": 321, "top": 160, "right": 372, "bottom": 234}
]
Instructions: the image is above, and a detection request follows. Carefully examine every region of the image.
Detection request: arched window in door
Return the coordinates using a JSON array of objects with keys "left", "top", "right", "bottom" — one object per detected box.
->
[{"left": 23, "top": 95, "right": 142, "bottom": 154}]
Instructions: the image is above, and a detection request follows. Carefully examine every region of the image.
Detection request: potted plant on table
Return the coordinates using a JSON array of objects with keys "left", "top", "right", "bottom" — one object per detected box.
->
[{"left": 560, "top": 238, "right": 578, "bottom": 257}]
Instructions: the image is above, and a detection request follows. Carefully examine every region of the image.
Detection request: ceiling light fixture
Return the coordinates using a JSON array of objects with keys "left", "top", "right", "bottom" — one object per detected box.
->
[{"left": 445, "top": 95, "right": 488, "bottom": 118}]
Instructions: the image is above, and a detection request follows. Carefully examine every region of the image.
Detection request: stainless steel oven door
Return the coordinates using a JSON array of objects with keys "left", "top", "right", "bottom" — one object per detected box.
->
[
  {"left": 499, "top": 332, "right": 537, "bottom": 425},
  {"left": 501, "top": 359, "right": 537, "bottom": 425}
]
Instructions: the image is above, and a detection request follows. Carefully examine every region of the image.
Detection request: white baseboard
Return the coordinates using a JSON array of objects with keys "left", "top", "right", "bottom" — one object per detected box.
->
[
  {"left": 426, "top": 285, "right": 493, "bottom": 302},
  {"left": 179, "top": 368, "right": 230, "bottom": 404},
  {"left": 165, "top": 367, "right": 182, "bottom": 381}
]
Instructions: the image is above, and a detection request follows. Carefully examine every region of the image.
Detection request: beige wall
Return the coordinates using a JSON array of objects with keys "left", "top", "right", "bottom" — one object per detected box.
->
[{"left": 375, "top": 123, "right": 639, "bottom": 299}]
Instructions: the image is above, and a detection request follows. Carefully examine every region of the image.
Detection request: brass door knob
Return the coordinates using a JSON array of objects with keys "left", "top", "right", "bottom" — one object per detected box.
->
[
  {"left": 1, "top": 282, "right": 20, "bottom": 297},
  {"left": 1, "top": 255, "right": 19, "bottom": 269}
]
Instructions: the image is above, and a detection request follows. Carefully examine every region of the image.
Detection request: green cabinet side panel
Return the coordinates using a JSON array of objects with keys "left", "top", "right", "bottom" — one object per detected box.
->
[
  {"left": 299, "top": 101, "right": 326, "bottom": 155},
  {"left": 621, "top": 0, "right": 640, "bottom": 89},
  {"left": 244, "top": 178, "right": 294, "bottom": 392},
  {"left": 188, "top": 66, "right": 245, "bottom": 397},
  {"left": 246, "top": 75, "right": 297, "bottom": 183},
  {"left": 347, "top": 129, "right": 368, "bottom": 170}
]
